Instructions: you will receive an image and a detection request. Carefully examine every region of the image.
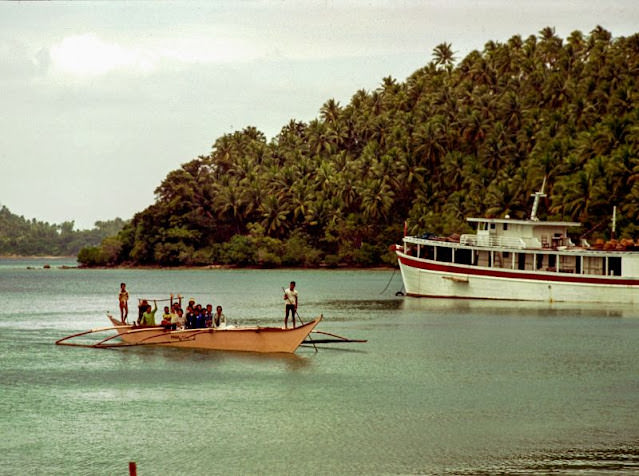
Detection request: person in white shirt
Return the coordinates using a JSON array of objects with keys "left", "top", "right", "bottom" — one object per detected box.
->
[
  {"left": 283, "top": 281, "right": 298, "bottom": 328},
  {"left": 213, "top": 305, "right": 226, "bottom": 328}
]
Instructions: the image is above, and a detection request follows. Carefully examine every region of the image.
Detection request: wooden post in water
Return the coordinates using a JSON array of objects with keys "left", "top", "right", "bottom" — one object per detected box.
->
[{"left": 129, "top": 462, "right": 137, "bottom": 476}]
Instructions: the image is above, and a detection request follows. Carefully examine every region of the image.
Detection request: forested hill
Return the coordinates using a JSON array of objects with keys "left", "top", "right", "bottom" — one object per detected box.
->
[
  {"left": 80, "top": 26, "right": 639, "bottom": 267},
  {"left": 0, "top": 205, "right": 126, "bottom": 256}
]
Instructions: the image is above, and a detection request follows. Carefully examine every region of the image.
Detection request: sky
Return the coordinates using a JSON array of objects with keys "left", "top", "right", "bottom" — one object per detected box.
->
[{"left": 1, "top": 1, "right": 638, "bottom": 230}]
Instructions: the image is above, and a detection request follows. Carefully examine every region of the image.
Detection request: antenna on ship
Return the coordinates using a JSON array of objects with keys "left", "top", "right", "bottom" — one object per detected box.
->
[
  {"left": 611, "top": 205, "right": 617, "bottom": 239},
  {"left": 530, "top": 177, "right": 547, "bottom": 221}
]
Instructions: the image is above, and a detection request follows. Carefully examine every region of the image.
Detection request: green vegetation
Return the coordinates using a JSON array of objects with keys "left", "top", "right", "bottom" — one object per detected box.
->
[
  {"left": 0, "top": 205, "right": 126, "bottom": 257},
  {"left": 80, "top": 27, "right": 639, "bottom": 267}
]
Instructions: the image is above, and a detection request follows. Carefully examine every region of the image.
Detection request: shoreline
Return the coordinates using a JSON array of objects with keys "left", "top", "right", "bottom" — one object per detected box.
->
[
  {"left": 83, "top": 264, "right": 396, "bottom": 271},
  {"left": 1, "top": 256, "right": 395, "bottom": 271},
  {"left": 0, "top": 255, "right": 76, "bottom": 259}
]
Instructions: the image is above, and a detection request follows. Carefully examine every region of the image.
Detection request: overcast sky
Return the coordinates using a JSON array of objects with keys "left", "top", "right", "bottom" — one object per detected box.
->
[{"left": 1, "top": 1, "right": 638, "bottom": 229}]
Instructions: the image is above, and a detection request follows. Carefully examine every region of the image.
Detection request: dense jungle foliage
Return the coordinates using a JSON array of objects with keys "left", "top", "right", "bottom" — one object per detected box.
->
[
  {"left": 0, "top": 205, "right": 126, "bottom": 256},
  {"left": 79, "top": 26, "right": 639, "bottom": 267}
]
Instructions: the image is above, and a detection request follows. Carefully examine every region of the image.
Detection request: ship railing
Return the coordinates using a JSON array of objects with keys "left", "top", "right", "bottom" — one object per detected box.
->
[
  {"left": 460, "top": 234, "right": 536, "bottom": 249},
  {"left": 459, "top": 234, "right": 477, "bottom": 246}
]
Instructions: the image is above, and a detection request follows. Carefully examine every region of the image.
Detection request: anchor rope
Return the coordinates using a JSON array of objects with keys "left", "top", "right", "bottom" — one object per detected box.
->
[{"left": 379, "top": 267, "right": 398, "bottom": 295}]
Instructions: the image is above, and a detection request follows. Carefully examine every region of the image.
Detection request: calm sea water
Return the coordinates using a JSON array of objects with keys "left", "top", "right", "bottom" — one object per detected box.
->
[{"left": 1, "top": 258, "right": 638, "bottom": 475}]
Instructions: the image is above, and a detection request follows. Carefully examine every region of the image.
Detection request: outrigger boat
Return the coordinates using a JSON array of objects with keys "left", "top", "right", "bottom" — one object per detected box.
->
[{"left": 56, "top": 314, "right": 366, "bottom": 354}]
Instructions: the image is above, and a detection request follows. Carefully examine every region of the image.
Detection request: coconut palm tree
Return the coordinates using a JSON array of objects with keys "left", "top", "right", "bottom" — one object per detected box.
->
[{"left": 433, "top": 42, "right": 455, "bottom": 69}]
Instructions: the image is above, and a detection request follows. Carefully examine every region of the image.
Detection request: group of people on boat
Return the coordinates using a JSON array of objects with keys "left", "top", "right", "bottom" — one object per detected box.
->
[
  {"left": 118, "top": 280, "right": 299, "bottom": 330},
  {"left": 118, "top": 283, "right": 226, "bottom": 330}
]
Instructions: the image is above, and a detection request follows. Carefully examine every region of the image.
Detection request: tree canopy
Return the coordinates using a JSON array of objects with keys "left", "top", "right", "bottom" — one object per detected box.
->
[
  {"left": 80, "top": 26, "right": 639, "bottom": 267},
  {"left": 0, "top": 205, "right": 126, "bottom": 257}
]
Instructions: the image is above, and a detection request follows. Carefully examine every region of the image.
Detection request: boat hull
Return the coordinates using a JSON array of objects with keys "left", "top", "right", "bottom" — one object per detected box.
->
[
  {"left": 107, "top": 315, "right": 321, "bottom": 353},
  {"left": 397, "top": 253, "right": 639, "bottom": 304}
]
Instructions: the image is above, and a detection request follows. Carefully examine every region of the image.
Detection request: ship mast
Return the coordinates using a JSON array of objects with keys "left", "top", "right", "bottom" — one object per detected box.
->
[{"left": 529, "top": 177, "right": 547, "bottom": 221}]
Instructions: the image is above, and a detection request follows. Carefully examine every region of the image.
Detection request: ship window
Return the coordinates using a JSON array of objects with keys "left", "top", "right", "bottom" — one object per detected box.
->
[
  {"left": 548, "top": 255, "right": 556, "bottom": 269},
  {"left": 455, "top": 248, "right": 472, "bottom": 265},
  {"left": 490, "top": 223, "right": 496, "bottom": 230},
  {"left": 536, "top": 254, "right": 544, "bottom": 270},
  {"left": 437, "top": 246, "right": 452, "bottom": 263},
  {"left": 424, "top": 246, "right": 435, "bottom": 260},
  {"left": 609, "top": 257, "right": 621, "bottom": 276},
  {"left": 503, "top": 223, "right": 508, "bottom": 230},
  {"left": 518, "top": 253, "right": 526, "bottom": 270}
]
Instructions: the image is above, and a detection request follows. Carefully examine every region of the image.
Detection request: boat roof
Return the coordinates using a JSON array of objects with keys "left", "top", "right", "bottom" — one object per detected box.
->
[{"left": 467, "top": 217, "right": 581, "bottom": 227}]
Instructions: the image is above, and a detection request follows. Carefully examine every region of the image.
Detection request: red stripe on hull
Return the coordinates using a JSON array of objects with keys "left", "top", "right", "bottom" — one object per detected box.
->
[{"left": 398, "top": 254, "right": 639, "bottom": 286}]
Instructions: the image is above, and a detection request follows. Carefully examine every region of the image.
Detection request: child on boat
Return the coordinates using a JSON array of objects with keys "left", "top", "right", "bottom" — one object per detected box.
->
[{"left": 161, "top": 306, "right": 172, "bottom": 329}]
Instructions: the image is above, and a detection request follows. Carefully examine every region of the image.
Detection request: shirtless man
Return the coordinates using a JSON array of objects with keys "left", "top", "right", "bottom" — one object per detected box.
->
[{"left": 118, "top": 283, "right": 129, "bottom": 323}]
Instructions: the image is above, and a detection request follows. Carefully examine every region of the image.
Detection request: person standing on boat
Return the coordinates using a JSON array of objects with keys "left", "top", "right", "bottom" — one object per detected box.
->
[
  {"left": 141, "top": 300, "right": 158, "bottom": 326},
  {"left": 118, "top": 283, "right": 129, "bottom": 323},
  {"left": 283, "top": 281, "right": 298, "bottom": 328}
]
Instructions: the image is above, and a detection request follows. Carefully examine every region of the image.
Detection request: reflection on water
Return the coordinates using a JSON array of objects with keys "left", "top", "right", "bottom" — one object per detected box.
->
[
  {"left": 158, "top": 345, "right": 312, "bottom": 370},
  {"left": 399, "top": 296, "right": 638, "bottom": 319},
  {"left": 508, "top": 446, "right": 639, "bottom": 474},
  {"left": 323, "top": 298, "right": 404, "bottom": 312}
]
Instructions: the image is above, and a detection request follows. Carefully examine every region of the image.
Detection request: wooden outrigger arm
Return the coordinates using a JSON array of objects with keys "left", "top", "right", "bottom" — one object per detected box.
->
[
  {"left": 55, "top": 326, "right": 180, "bottom": 348},
  {"left": 304, "top": 330, "right": 368, "bottom": 345}
]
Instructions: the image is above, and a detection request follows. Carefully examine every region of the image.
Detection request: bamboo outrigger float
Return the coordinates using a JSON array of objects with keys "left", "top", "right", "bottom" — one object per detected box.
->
[{"left": 56, "top": 314, "right": 366, "bottom": 354}]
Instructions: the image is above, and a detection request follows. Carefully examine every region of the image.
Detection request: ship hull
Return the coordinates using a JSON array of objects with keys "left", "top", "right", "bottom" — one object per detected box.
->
[{"left": 397, "top": 252, "right": 639, "bottom": 303}]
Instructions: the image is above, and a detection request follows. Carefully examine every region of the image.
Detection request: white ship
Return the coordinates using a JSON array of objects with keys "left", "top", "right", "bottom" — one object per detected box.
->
[{"left": 394, "top": 185, "right": 639, "bottom": 303}]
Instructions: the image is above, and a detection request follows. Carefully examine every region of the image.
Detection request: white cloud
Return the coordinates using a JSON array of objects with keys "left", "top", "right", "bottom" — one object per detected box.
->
[
  {"left": 47, "top": 32, "right": 258, "bottom": 78},
  {"left": 49, "top": 33, "right": 148, "bottom": 76}
]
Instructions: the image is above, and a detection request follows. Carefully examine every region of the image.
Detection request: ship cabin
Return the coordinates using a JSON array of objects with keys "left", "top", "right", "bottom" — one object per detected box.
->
[
  {"left": 404, "top": 216, "right": 639, "bottom": 278},
  {"left": 462, "top": 217, "right": 580, "bottom": 250}
]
